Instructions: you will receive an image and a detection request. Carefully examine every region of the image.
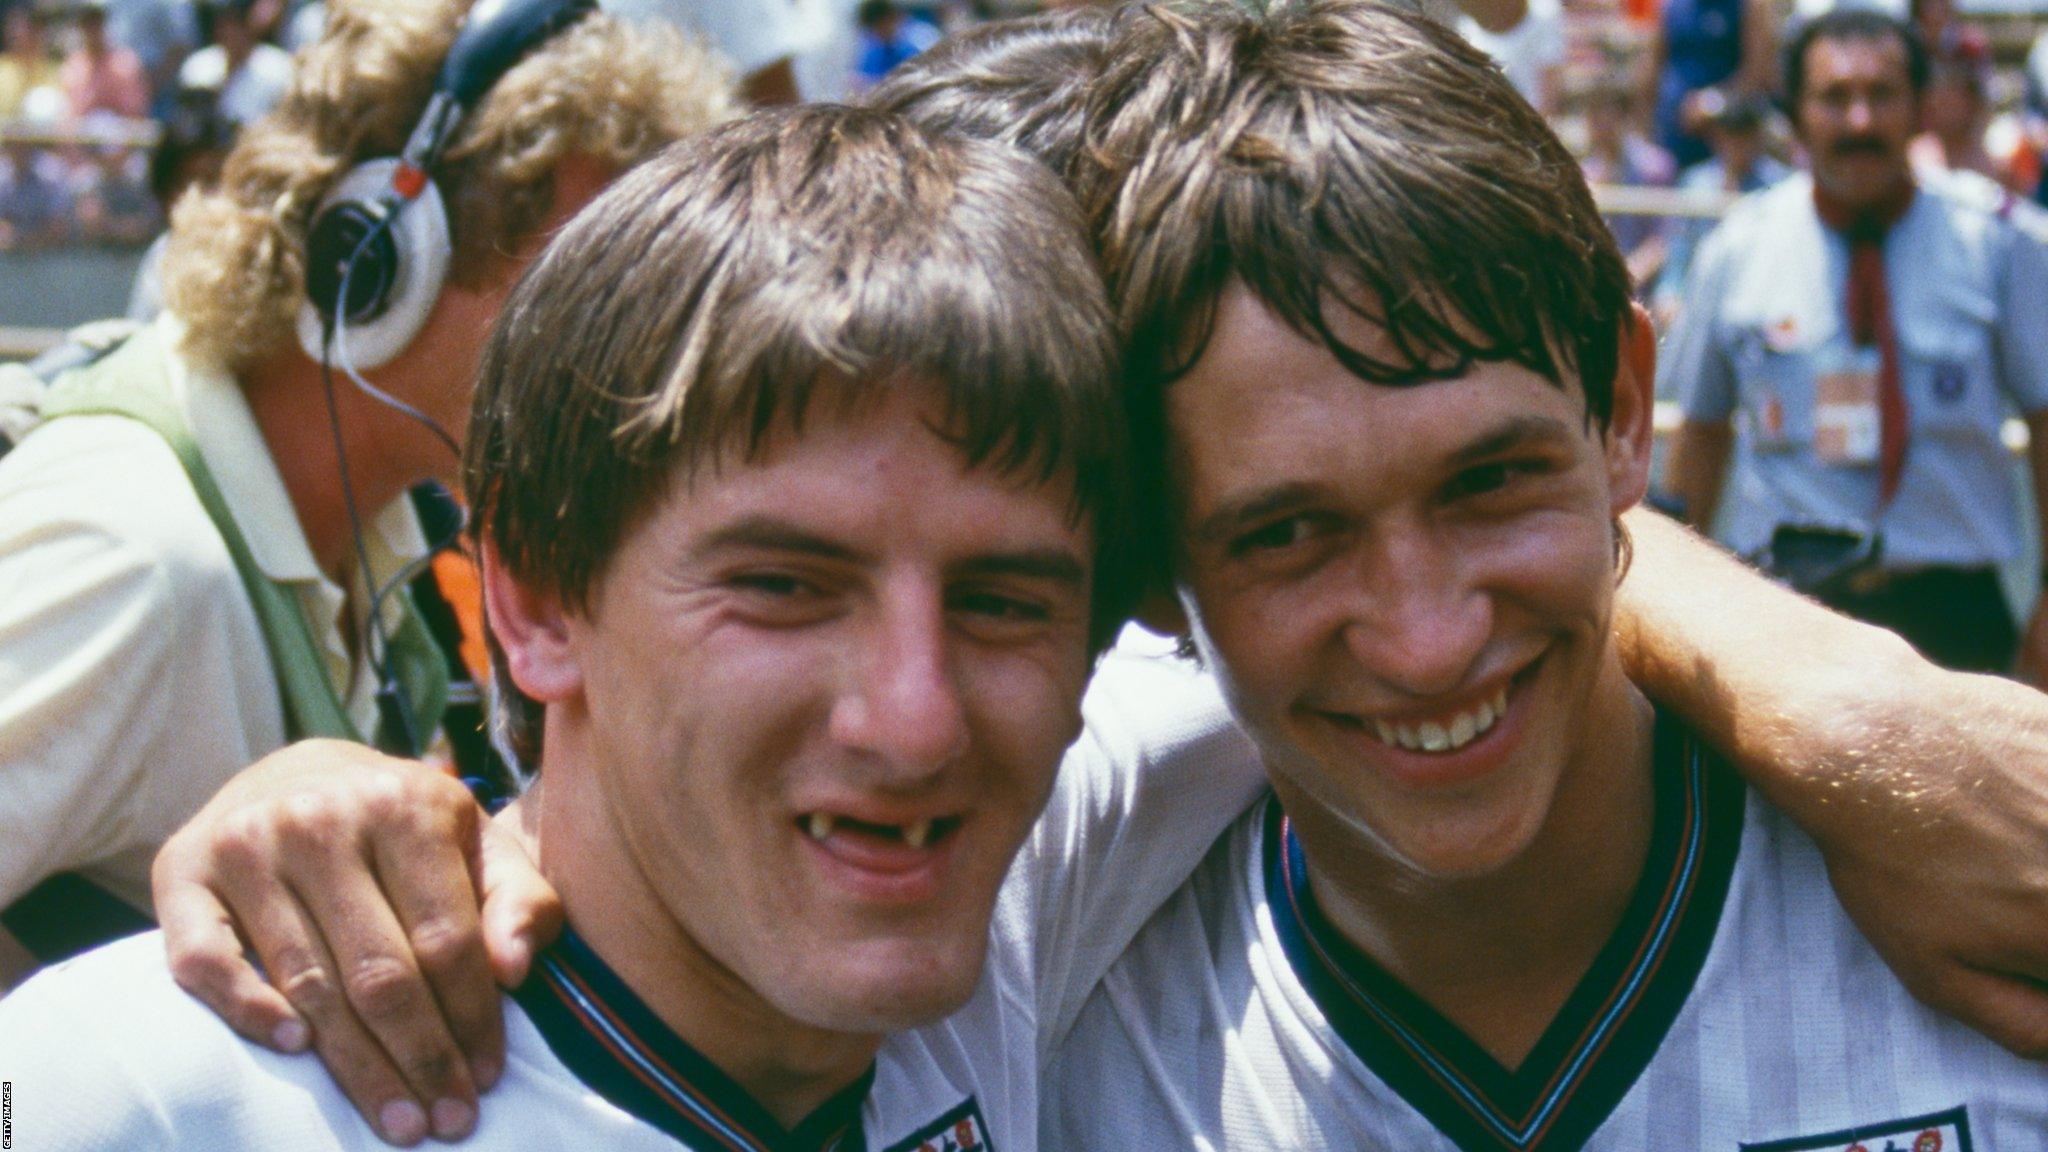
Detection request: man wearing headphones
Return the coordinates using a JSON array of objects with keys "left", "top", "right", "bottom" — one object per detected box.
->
[{"left": 0, "top": 0, "right": 729, "bottom": 1053}]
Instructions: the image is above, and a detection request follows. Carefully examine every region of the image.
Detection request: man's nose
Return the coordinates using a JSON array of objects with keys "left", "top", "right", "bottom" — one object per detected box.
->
[
  {"left": 829, "top": 584, "right": 971, "bottom": 779},
  {"left": 1340, "top": 528, "right": 1492, "bottom": 699}
]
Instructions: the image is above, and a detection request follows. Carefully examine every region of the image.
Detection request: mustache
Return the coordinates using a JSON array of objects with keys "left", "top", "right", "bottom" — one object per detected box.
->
[{"left": 1828, "top": 137, "right": 1894, "bottom": 157}]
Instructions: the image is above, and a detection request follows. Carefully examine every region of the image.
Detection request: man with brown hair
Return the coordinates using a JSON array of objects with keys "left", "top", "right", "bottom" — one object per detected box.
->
[
  {"left": 1049, "top": 2, "right": 2048, "bottom": 1146},
  {"left": 0, "top": 103, "right": 1261, "bottom": 1151},
  {"left": 0, "top": 0, "right": 727, "bottom": 1132},
  {"left": 129, "top": 8, "right": 2048, "bottom": 1150}
]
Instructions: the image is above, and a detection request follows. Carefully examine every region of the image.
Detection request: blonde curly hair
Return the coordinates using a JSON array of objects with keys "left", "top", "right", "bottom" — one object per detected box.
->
[{"left": 161, "top": 1, "right": 735, "bottom": 372}]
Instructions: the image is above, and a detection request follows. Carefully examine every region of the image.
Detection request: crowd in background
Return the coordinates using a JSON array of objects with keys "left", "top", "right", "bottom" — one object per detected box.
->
[{"left": 2, "top": 0, "right": 2047, "bottom": 274}]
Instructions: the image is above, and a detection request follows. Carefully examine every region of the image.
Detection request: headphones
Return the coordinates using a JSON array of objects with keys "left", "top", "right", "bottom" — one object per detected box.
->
[
  {"left": 295, "top": 0, "right": 596, "bottom": 757},
  {"left": 295, "top": 0, "right": 597, "bottom": 370}
]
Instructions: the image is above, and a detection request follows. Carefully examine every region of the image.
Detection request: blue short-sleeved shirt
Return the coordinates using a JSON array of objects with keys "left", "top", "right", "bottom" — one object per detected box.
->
[{"left": 1665, "top": 170, "right": 2048, "bottom": 567}]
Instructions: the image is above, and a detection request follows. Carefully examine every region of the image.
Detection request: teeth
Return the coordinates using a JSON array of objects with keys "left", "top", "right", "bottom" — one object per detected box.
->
[
  {"left": 1417, "top": 722, "right": 1450, "bottom": 752},
  {"left": 903, "top": 820, "right": 933, "bottom": 849},
  {"left": 1449, "top": 712, "right": 1476, "bottom": 747},
  {"left": 806, "top": 814, "right": 836, "bottom": 841},
  {"left": 1361, "top": 685, "right": 1510, "bottom": 755}
]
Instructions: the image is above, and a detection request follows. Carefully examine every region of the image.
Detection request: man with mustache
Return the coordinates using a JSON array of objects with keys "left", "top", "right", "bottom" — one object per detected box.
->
[{"left": 1663, "top": 8, "right": 2048, "bottom": 682}]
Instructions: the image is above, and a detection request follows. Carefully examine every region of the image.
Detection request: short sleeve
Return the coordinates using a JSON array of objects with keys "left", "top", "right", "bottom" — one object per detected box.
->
[
  {"left": 1665, "top": 221, "right": 1741, "bottom": 424},
  {"left": 0, "top": 417, "right": 271, "bottom": 909}
]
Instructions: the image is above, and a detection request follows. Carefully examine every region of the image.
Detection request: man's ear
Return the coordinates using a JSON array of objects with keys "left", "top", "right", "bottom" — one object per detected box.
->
[
  {"left": 1604, "top": 302, "right": 1658, "bottom": 515},
  {"left": 481, "top": 541, "right": 584, "bottom": 705}
]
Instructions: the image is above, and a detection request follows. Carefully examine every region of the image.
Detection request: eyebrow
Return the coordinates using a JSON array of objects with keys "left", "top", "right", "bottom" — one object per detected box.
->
[
  {"left": 1187, "top": 414, "right": 1581, "bottom": 547},
  {"left": 955, "top": 548, "right": 1089, "bottom": 589},
  {"left": 1189, "top": 483, "right": 1323, "bottom": 548},
  {"left": 691, "top": 516, "right": 866, "bottom": 565},
  {"left": 692, "top": 515, "right": 1088, "bottom": 588},
  {"left": 1444, "top": 415, "right": 1579, "bottom": 468}
]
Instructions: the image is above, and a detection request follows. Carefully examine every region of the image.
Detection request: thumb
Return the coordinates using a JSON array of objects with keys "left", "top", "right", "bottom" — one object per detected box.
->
[{"left": 476, "top": 817, "right": 562, "bottom": 987}]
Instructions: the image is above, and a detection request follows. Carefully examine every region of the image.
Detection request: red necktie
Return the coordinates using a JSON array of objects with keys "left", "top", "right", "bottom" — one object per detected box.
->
[{"left": 1815, "top": 184, "right": 1915, "bottom": 507}]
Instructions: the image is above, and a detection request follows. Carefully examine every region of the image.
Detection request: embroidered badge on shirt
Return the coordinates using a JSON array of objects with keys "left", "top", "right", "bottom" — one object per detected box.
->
[
  {"left": 1739, "top": 1105, "right": 1973, "bottom": 1152},
  {"left": 1931, "top": 362, "right": 1968, "bottom": 404},
  {"left": 882, "top": 1098, "right": 994, "bottom": 1152}
]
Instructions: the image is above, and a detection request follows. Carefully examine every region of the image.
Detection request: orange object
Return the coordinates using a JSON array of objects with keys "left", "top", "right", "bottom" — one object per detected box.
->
[{"left": 430, "top": 547, "right": 492, "bottom": 687}]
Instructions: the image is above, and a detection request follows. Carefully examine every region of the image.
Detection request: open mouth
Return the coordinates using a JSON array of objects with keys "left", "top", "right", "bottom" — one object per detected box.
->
[
  {"left": 797, "top": 813, "right": 964, "bottom": 851},
  {"left": 1318, "top": 663, "right": 1534, "bottom": 758}
]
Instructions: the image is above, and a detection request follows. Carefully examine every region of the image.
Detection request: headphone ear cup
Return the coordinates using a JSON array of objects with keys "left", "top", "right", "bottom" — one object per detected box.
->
[{"left": 296, "top": 158, "right": 453, "bottom": 371}]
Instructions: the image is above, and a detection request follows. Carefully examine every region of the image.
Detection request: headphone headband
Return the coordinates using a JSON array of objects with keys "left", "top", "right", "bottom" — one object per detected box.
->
[{"left": 301, "top": 0, "right": 597, "bottom": 366}]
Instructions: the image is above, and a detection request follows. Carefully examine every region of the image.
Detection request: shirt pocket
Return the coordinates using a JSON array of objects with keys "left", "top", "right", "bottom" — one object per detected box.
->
[{"left": 1899, "top": 323, "right": 2002, "bottom": 444}]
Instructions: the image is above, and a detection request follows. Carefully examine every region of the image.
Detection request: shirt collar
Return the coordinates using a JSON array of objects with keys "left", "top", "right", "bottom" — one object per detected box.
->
[
  {"left": 512, "top": 926, "right": 873, "bottom": 1152},
  {"left": 158, "top": 313, "right": 430, "bottom": 591}
]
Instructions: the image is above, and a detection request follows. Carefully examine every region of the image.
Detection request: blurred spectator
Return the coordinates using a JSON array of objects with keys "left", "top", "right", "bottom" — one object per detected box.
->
[
  {"left": 1904, "top": 0, "right": 1995, "bottom": 186},
  {"left": 177, "top": 0, "right": 290, "bottom": 128},
  {"left": 68, "top": 119, "right": 157, "bottom": 243},
  {"left": 59, "top": 0, "right": 150, "bottom": 120},
  {"left": 1908, "top": 39, "right": 1994, "bottom": 186},
  {"left": 273, "top": 0, "right": 321, "bottom": 51},
  {"left": 0, "top": 4, "right": 62, "bottom": 119},
  {"left": 1460, "top": 0, "right": 1565, "bottom": 118},
  {"left": 105, "top": 0, "right": 199, "bottom": 120},
  {"left": 127, "top": 79, "right": 230, "bottom": 318},
  {"left": 2029, "top": 26, "right": 2047, "bottom": 203},
  {"left": 1663, "top": 8, "right": 2048, "bottom": 679},
  {"left": 1656, "top": 88, "right": 1790, "bottom": 321},
  {"left": 1580, "top": 79, "right": 1676, "bottom": 290},
  {"left": 854, "top": 0, "right": 939, "bottom": 89},
  {"left": 602, "top": 0, "right": 806, "bottom": 104},
  {"left": 1644, "top": 0, "right": 1778, "bottom": 168},
  {"left": 0, "top": 134, "right": 73, "bottom": 250},
  {"left": 1908, "top": 0, "right": 1985, "bottom": 71}
]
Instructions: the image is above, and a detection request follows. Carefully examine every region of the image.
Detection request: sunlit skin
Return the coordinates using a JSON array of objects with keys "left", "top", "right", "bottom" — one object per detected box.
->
[
  {"left": 1162, "top": 285, "right": 1661, "bottom": 1061},
  {"left": 486, "top": 383, "right": 1095, "bottom": 1121},
  {"left": 1798, "top": 35, "right": 1921, "bottom": 211}
]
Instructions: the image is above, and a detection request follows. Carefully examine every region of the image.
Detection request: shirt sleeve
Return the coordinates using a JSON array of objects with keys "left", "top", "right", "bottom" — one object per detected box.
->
[
  {"left": 1665, "top": 218, "right": 1741, "bottom": 424},
  {"left": 0, "top": 940, "right": 180, "bottom": 1149},
  {"left": 1994, "top": 210, "right": 2048, "bottom": 416},
  {"left": 0, "top": 419, "right": 256, "bottom": 909},
  {"left": 995, "top": 634, "right": 1267, "bottom": 1065}
]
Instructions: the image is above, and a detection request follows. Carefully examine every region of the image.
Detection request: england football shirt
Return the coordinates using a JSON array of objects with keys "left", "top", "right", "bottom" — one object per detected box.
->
[
  {"left": 1047, "top": 710, "right": 2048, "bottom": 1151},
  {"left": 0, "top": 636, "right": 1265, "bottom": 1151}
]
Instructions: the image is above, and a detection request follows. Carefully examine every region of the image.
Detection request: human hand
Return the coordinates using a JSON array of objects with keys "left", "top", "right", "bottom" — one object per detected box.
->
[
  {"left": 152, "top": 739, "right": 563, "bottom": 1144},
  {"left": 1791, "top": 660, "right": 2048, "bottom": 1059}
]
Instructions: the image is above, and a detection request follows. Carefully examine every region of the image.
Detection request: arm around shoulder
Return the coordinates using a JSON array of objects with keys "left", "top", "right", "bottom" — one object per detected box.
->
[{"left": 1615, "top": 512, "right": 2048, "bottom": 1057}]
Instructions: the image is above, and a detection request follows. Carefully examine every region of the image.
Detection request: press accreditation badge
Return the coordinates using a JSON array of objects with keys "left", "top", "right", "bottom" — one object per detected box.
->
[{"left": 1813, "top": 344, "right": 1882, "bottom": 467}]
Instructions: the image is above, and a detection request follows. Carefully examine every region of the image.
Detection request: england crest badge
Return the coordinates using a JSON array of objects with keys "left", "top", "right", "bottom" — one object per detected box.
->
[{"left": 1739, "top": 1105, "right": 1972, "bottom": 1152}]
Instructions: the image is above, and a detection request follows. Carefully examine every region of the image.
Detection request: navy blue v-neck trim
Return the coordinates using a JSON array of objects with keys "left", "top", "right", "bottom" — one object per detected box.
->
[
  {"left": 1267, "top": 707, "right": 1745, "bottom": 1152},
  {"left": 511, "top": 927, "right": 872, "bottom": 1152}
]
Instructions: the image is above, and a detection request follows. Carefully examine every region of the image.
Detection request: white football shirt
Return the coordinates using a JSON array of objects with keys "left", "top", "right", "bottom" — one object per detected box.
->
[
  {"left": 1047, "top": 712, "right": 2048, "bottom": 1151},
  {"left": 0, "top": 637, "right": 1265, "bottom": 1151}
]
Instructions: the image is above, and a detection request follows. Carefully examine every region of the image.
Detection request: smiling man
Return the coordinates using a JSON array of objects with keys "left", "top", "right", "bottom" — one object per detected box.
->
[
  {"left": 88, "top": 8, "right": 2048, "bottom": 1151},
  {"left": 0, "top": 105, "right": 1264, "bottom": 1151},
  {"left": 1047, "top": 3, "right": 2048, "bottom": 1148}
]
